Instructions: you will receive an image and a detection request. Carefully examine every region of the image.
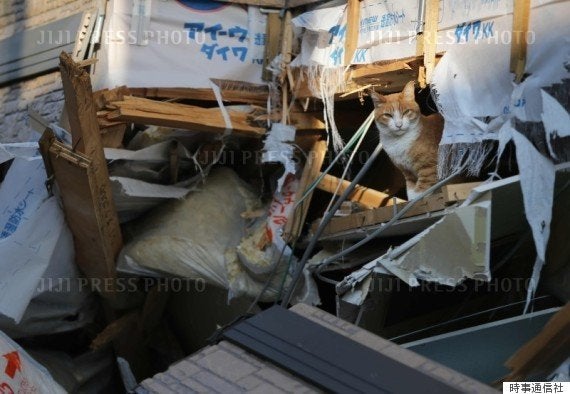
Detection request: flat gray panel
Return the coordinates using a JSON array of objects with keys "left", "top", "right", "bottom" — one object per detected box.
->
[
  {"left": 404, "top": 308, "right": 558, "bottom": 384},
  {"left": 0, "top": 12, "right": 84, "bottom": 85}
]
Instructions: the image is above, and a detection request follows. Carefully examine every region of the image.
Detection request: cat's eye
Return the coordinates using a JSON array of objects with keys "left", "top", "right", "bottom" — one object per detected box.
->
[
  {"left": 382, "top": 113, "right": 392, "bottom": 118},
  {"left": 403, "top": 109, "right": 412, "bottom": 115}
]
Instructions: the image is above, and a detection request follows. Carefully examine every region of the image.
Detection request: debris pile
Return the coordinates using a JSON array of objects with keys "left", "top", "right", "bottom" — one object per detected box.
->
[{"left": 0, "top": 0, "right": 568, "bottom": 391}]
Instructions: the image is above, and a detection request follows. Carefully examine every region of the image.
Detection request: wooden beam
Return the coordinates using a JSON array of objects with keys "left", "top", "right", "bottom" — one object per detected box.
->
[
  {"left": 55, "top": 52, "right": 123, "bottom": 294},
  {"left": 284, "top": 139, "right": 327, "bottom": 240},
  {"left": 106, "top": 96, "right": 266, "bottom": 138},
  {"left": 344, "top": 0, "right": 360, "bottom": 66},
  {"left": 422, "top": 0, "right": 439, "bottom": 86},
  {"left": 263, "top": 12, "right": 283, "bottom": 81},
  {"left": 314, "top": 193, "right": 447, "bottom": 237},
  {"left": 510, "top": 0, "right": 531, "bottom": 83},
  {"left": 317, "top": 173, "right": 405, "bottom": 209},
  {"left": 39, "top": 130, "right": 122, "bottom": 293}
]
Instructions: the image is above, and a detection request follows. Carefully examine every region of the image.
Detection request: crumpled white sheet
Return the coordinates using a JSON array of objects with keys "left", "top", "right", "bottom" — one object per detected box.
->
[{"left": 431, "top": 1, "right": 570, "bottom": 312}]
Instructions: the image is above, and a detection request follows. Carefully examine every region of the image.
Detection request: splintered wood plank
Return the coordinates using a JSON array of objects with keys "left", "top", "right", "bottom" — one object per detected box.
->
[
  {"left": 39, "top": 131, "right": 122, "bottom": 286},
  {"left": 283, "top": 139, "right": 327, "bottom": 240},
  {"left": 128, "top": 82, "right": 269, "bottom": 106},
  {"left": 344, "top": 0, "right": 360, "bottom": 65},
  {"left": 107, "top": 96, "right": 266, "bottom": 137},
  {"left": 350, "top": 57, "right": 430, "bottom": 91},
  {"left": 315, "top": 193, "right": 447, "bottom": 237},
  {"left": 317, "top": 173, "right": 405, "bottom": 209},
  {"left": 100, "top": 123, "right": 127, "bottom": 149},
  {"left": 56, "top": 53, "right": 122, "bottom": 287}
]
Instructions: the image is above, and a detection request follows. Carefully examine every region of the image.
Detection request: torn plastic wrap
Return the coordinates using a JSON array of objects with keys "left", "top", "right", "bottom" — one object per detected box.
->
[
  {"left": 432, "top": 1, "right": 570, "bottom": 177},
  {"left": 105, "top": 140, "right": 216, "bottom": 222},
  {"left": 0, "top": 157, "right": 94, "bottom": 336},
  {"left": 429, "top": 1, "right": 570, "bottom": 312}
]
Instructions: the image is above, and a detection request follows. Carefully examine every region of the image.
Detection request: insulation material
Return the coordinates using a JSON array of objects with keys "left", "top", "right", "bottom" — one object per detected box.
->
[
  {"left": 93, "top": 0, "right": 267, "bottom": 89},
  {"left": 0, "top": 330, "right": 66, "bottom": 393},
  {"left": 118, "top": 167, "right": 308, "bottom": 301},
  {"left": 118, "top": 167, "right": 257, "bottom": 288}
]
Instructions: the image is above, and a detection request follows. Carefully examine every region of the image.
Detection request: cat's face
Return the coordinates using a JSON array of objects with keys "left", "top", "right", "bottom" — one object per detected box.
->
[{"left": 371, "top": 81, "right": 420, "bottom": 137}]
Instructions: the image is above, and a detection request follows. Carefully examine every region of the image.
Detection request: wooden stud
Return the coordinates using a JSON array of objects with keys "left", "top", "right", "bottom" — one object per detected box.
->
[
  {"left": 344, "top": 0, "right": 360, "bottom": 66},
  {"left": 52, "top": 53, "right": 123, "bottom": 296},
  {"left": 510, "top": 0, "right": 531, "bottom": 83},
  {"left": 422, "top": 0, "right": 439, "bottom": 85},
  {"left": 262, "top": 12, "right": 283, "bottom": 81},
  {"left": 39, "top": 131, "right": 122, "bottom": 296}
]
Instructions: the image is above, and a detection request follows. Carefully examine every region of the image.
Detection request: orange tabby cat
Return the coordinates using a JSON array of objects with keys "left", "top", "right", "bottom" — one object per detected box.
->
[{"left": 371, "top": 81, "right": 443, "bottom": 200}]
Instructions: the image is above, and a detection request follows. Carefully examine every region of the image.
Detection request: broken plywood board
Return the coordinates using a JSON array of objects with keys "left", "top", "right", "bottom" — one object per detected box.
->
[{"left": 292, "top": 56, "right": 441, "bottom": 100}]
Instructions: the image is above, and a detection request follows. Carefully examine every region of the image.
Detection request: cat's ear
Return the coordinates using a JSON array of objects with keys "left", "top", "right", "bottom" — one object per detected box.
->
[
  {"left": 400, "top": 81, "right": 416, "bottom": 101},
  {"left": 370, "top": 90, "right": 386, "bottom": 106}
]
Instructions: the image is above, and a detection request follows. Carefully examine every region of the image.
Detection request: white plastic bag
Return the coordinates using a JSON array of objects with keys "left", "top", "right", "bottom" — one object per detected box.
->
[{"left": 0, "top": 329, "right": 65, "bottom": 393}]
